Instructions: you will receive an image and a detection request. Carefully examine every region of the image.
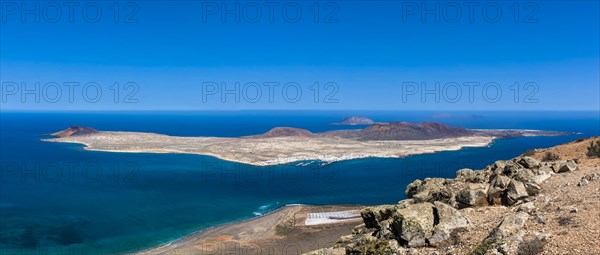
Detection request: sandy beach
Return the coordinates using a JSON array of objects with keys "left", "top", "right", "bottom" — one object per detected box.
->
[{"left": 136, "top": 205, "right": 364, "bottom": 255}]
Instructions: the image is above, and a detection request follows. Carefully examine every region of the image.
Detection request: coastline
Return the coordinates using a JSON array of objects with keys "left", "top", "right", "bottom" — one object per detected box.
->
[
  {"left": 134, "top": 204, "right": 299, "bottom": 254},
  {"left": 42, "top": 131, "right": 496, "bottom": 166},
  {"left": 135, "top": 204, "right": 365, "bottom": 255}
]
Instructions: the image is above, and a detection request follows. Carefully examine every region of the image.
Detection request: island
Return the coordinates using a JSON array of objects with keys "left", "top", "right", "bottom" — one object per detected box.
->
[
  {"left": 332, "top": 116, "right": 375, "bottom": 125},
  {"left": 43, "top": 122, "right": 570, "bottom": 166}
]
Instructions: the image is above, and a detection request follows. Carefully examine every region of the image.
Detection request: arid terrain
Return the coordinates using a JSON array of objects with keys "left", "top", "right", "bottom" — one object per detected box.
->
[
  {"left": 136, "top": 205, "right": 364, "bottom": 255},
  {"left": 135, "top": 137, "right": 600, "bottom": 255},
  {"left": 310, "top": 137, "right": 600, "bottom": 255},
  {"left": 43, "top": 123, "right": 567, "bottom": 166}
]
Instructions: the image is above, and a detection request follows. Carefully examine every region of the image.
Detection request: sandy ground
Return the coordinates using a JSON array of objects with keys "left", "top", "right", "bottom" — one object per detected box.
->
[
  {"left": 43, "top": 131, "right": 494, "bottom": 166},
  {"left": 136, "top": 205, "right": 364, "bottom": 255}
]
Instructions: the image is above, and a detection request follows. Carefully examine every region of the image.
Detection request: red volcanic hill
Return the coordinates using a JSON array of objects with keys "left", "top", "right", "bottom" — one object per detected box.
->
[
  {"left": 325, "top": 122, "right": 475, "bottom": 140},
  {"left": 252, "top": 127, "right": 317, "bottom": 138},
  {"left": 51, "top": 126, "right": 98, "bottom": 137}
]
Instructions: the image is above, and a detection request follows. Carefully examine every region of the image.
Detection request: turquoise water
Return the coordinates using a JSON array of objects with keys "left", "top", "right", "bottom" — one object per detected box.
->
[{"left": 1, "top": 111, "right": 598, "bottom": 254}]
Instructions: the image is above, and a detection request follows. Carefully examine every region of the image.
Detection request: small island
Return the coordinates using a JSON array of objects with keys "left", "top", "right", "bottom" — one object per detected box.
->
[
  {"left": 44, "top": 122, "right": 570, "bottom": 166},
  {"left": 333, "top": 116, "right": 375, "bottom": 125}
]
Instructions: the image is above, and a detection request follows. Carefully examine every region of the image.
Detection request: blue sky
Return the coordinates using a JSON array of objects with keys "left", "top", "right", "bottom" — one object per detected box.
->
[{"left": 0, "top": 1, "right": 598, "bottom": 111}]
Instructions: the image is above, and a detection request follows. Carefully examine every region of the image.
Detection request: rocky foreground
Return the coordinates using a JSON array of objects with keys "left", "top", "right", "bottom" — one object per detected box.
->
[{"left": 309, "top": 137, "right": 600, "bottom": 255}]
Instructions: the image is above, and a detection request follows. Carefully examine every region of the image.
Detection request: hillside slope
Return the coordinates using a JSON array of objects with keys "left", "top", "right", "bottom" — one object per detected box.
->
[{"left": 309, "top": 137, "right": 600, "bottom": 255}]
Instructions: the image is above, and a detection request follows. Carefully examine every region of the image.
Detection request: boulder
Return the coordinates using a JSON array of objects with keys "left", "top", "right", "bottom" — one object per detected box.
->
[
  {"left": 360, "top": 205, "right": 398, "bottom": 228},
  {"left": 428, "top": 201, "right": 470, "bottom": 247},
  {"left": 394, "top": 202, "right": 436, "bottom": 247},
  {"left": 488, "top": 175, "right": 512, "bottom": 205},
  {"left": 517, "top": 202, "right": 536, "bottom": 214},
  {"left": 456, "top": 186, "right": 489, "bottom": 208},
  {"left": 405, "top": 179, "right": 422, "bottom": 197},
  {"left": 552, "top": 160, "right": 578, "bottom": 173},
  {"left": 456, "top": 168, "right": 488, "bottom": 183},
  {"left": 503, "top": 161, "right": 523, "bottom": 177},
  {"left": 473, "top": 212, "right": 529, "bottom": 255},
  {"left": 524, "top": 182, "right": 542, "bottom": 196},
  {"left": 490, "top": 175, "right": 512, "bottom": 190},
  {"left": 486, "top": 160, "right": 507, "bottom": 175},
  {"left": 405, "top": 178, "right": 455, "bottom": 205},
  {"left": 490, "top": 212, "right": 529, "bottom": 238},
  {"left": 345, "top": 235, "right": 390, "bottom": 255},
  {"left": 506, "top": 180, "right": 529, "bottom": 205},
  {"left": 518, "top": 157, "right": 540, "bottom": 169}
]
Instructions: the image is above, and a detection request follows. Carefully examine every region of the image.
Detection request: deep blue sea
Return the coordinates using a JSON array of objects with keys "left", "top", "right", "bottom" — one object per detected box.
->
[{"left": 1, "top": 111, "right": 598, "bottom": 254}]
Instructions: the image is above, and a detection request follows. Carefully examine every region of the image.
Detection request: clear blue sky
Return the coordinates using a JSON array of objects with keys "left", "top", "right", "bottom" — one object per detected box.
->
[{"left": 1, "top": 1, "right": 598, "bottom": 111}]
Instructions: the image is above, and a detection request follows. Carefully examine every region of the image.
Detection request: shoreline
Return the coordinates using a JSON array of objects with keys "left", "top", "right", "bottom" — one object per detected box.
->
[
  {"left": 135, "top": 204, "right": 366, "bottom": 255},
  {"left": 134, "top": 204, "right": 301, "bottom": 254},
  {"left": 42, "top": 131, "right": 496, "bottom": 166}
]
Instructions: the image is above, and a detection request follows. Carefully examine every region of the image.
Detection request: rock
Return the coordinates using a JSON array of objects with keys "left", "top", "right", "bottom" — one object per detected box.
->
[
  {"left": 518, "top": 157, "right": 540, "bottom": 169},
  {"left": 569, "top": 207, "right": 578, "bottom": 213},
  {"left": 351, "top": 224, "right": 366, "bottom": 235},
  {"left": 491, "top": 175, "right": 512, "bottom": 190},
  {"left": 456, "top": 168, "right": 488, "bottom": 183},
  {"left": 506, "top": 180, "right": 529, "bottom": 205},
  {"left": 503, "top": 161, "right": 523, "bottom": 176},
  {"left": 531, "top": 169, "right": 553, "bottom": 185},
  {"left": 456, "top": 186, "right": 489, "bottom": 208},
  {"left": 534, "top": 232, "right": 552, "bottom": 242},
  {"left": 487, "top": 160, "right": 507, "bottom": 175},
  {"left": 375, "top": 219, "right": 394, "bottom": 239},
  {"left": 428, "top": 201, "right": 470, "bottom": 247},
  {"left": 534, "top": 215, "right": 546, "bottom": 224},
  {"left": 487, "top": 187, "right": 505, "bottom": 205},
  {"left": 306, "top": 247, "right": 345, "bottom": 255},
  {"left": 582, "top": 173, "right": 600, "bottom": 182},
  {"left": 524, "top": 182, "right": 542, "bottom": 196},
  {"left": 517, "top": 202, "right": 536, "bottom": 214},
  {"left": 394, "top": 203, "right": 436, "bottom": 247},
  {"left": 552, "top": 160, "right": 578, "bottom": 173},
  {"left": 360, "top": 205, "right": 397, "bottom": 228},
  {"left": 578, "top": 178, "right": 589, "bottom": 187},
  {"left": 490, "top": 212, "right": 529, "bottom": 239},
  {"left": 405, "top": 180, "right": 422, "bottom": 197},
  {"left": 512, "top": 169, "right": 538, "bottom": 184},
  {"left": 345, "top": 235, "right": 390, "bottom": 255},
  {"left": 405, "top": 178, "right": 455, "bottom": 205},
  {"left": 384, "top": 239, "right": 405, "bottom": 254}
]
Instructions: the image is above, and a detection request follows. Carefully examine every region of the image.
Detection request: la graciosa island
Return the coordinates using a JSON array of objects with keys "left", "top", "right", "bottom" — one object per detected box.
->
[{"left": 44, "top": 120, "right": 570, "bottom": 166}]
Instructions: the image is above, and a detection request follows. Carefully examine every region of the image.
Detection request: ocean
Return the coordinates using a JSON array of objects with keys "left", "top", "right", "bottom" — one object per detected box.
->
[{"left": 1, "top": 111, "right": 598, "bottom": 254}]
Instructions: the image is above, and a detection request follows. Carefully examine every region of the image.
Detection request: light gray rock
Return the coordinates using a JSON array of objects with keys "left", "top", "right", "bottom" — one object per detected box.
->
[
  {"left": 518, "top": 157, "right": 540, "bottom": 169},
  {"left": 517, "top": 202, "right": 536, "bottom": 214},
  {"left": 428, "top": 201, "right": 470, "bottom": 247},
  {"left": 405, "top": 178, "right": 455, "bottom": 205},
  {"left": 552, "top": 160, "right": 578, "bottom": 173},
  {"left": 534, "top": 215, "right": 546, "bottom": 224},
  {"left": 524, "top": 182, "right": 542, "bottom": 196},
  {"left": 456, "top": 186, "right": 488, "bottom": 208},
  {"left": 490, "top": 212, "right": 529, "bottom": 238},
  {"left": 456, "top": 168, "right": 488, "bottom": 183},
  {"left": 491, "top": 175, "right": 512, "bottom": 190},
  {"left": 506, "top": 180, "right": 529, "bottom": 205},
  {"left": 394, "top": 203, "right": 436, "bottom": 247}
]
